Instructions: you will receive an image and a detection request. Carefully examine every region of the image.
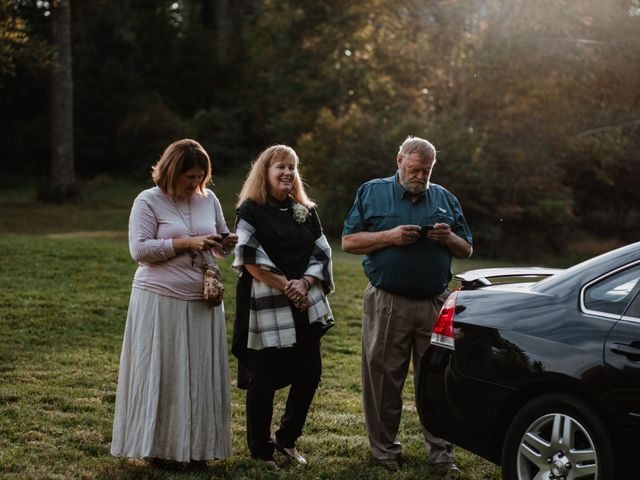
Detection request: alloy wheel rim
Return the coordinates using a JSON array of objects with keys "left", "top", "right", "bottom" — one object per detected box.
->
[{"left": 516, "top": 412, "right": 598, "bottom": 479}]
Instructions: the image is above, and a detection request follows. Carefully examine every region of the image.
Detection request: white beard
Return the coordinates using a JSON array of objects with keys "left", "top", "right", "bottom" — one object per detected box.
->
[{"left": 399, "top": 171, "right": 428, "bottom": 195}]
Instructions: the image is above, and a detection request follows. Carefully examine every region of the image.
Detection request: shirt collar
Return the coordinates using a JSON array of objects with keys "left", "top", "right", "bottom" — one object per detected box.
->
[{"left": 267, "top": 194, "right": 292, "bottom": 210}]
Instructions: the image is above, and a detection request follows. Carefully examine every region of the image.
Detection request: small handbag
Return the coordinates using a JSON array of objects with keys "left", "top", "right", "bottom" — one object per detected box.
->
[{"left": 203, "top": 262, "right": 224, "bottom": 306}]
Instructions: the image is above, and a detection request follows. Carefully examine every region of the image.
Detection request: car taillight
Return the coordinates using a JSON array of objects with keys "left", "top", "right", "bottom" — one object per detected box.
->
[{"left": 431, "top": 289, "right": 459, "bottom": 350}]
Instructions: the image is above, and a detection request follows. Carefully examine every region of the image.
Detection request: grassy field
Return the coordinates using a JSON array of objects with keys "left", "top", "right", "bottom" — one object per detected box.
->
[{"left": 0, "top": 176, "right": 503, "bottom": 479}]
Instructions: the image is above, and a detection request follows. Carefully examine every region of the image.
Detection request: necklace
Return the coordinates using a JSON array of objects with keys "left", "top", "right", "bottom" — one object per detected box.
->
[
  {"left": 269, "top": 194, "right": 290, "bottom": 211},
  {"left": 172, "top": 197, "right": 199, "bottom": 267},
  {"left": 173, "top": 197, "right": 196, "bottom": 236}
]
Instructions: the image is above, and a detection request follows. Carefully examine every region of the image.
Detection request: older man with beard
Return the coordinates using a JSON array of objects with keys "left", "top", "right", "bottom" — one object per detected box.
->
[{"left": 342, "top": 136, "right": 473, "bottom": 475}]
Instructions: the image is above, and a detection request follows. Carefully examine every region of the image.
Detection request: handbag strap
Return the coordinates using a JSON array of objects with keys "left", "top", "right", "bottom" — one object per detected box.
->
[{"left": 202, "top": 250, "right": 219, "bottom": 271}]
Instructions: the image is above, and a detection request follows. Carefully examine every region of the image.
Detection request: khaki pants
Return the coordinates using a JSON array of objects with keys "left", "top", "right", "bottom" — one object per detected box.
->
[{"left": 361, "top": 283, "right": 454, "bottom": 464}]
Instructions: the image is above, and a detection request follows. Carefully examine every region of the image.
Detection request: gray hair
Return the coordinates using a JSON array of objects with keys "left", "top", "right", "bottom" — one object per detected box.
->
[{"left": 398, "top": 136, "right": 437, "bottom": 163}]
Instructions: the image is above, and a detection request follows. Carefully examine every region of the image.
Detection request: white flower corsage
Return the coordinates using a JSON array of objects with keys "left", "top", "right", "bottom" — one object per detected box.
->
[{"left": 292, "top": 202, "right": 311, "bottom": 223}]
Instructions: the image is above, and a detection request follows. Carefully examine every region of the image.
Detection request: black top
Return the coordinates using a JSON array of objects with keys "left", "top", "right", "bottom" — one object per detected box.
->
[
  {"left": 232, "top": 196, "right": 323, "bottom": 388},
  {"left": 237, "top": 196, "right": 322, "bottom": 277}
]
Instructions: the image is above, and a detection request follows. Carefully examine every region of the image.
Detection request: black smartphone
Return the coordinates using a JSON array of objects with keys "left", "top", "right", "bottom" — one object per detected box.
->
[{"left": 419, "top": 225, "right": 434, "bottom": 235}]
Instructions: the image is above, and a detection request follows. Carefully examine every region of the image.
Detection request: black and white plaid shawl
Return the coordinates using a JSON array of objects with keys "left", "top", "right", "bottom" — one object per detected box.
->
[{"left": 232, "top": 217, "right": 334, "bottom": 350}]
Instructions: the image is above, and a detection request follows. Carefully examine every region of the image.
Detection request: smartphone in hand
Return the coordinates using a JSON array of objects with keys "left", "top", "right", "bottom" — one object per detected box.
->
[{"left": 419, "top": 225, "right": 434, "bottom": 236}]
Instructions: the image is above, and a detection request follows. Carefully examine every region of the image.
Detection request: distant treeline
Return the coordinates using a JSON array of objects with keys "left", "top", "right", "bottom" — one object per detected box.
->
[{"left": 2, "top": 0, "right": 639, "bottom": 257}]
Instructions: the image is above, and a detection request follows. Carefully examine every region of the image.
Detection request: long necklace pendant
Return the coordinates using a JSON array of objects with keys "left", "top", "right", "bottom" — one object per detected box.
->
[{"left": 189, "top": 232, "right": 197, "bottom": 266}]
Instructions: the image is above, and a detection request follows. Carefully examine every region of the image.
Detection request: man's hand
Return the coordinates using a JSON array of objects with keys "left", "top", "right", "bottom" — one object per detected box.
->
[
  {"left": 427, "top": 222, "right": 473, "bottom": 258},
  {"left": 426, "top": 223, "right": 451, "bottom": 243},
  {"left": 388, "top": 225, "right": 421, "bottom": 246},
  {"left": 342, "top": 225, "right": 421, "bottom": 254}
]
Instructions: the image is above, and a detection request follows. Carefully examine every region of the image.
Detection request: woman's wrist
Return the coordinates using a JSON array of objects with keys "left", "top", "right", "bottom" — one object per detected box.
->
[
  {"left": 280, "top": 276, "right": 291, "bottom": 291},
  {"left": 173, "top": 237, "right": 191, "bottom": 253},
  {"left": 302, "top": 277, "right": 311, "bottom": 292}
]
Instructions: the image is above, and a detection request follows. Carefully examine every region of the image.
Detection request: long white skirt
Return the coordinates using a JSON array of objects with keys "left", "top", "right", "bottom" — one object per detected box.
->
[{"left": 111, "top": 288, "right": 232, "bottom": 461}]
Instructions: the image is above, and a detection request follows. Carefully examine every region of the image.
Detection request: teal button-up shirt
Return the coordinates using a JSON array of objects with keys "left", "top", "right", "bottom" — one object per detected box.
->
[{"left": 342, "top": 172, "right": 473, "bottom": 298}]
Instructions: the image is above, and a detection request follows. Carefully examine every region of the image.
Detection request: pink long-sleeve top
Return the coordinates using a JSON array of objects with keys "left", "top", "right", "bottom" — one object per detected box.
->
[{"left": 128, "top": 186, "right": 230, "bottom": 300}]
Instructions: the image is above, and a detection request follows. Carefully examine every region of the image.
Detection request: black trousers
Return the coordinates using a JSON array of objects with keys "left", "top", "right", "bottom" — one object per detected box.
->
[{"left": 246, "top": 322, "right": 323, "bottom": 460}]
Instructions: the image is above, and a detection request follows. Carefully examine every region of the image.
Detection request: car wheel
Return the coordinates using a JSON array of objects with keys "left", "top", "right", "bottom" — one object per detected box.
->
[{"left": 501, "top": 393, "right": 614, "bottom": 480}]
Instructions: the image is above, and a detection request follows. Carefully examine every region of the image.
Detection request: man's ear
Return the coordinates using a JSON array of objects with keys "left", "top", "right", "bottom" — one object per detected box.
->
[{"left": 396, "top": 153, "right": 403, "bottom": 168}]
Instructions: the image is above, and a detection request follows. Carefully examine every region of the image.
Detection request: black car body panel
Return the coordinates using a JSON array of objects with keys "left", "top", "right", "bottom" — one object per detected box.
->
[{"left": 418, "top": 242, "right": 640, "bottom": 476}]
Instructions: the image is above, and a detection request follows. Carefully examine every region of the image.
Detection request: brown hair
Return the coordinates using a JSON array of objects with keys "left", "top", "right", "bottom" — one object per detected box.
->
[
  {"left": 151, "top": 139, "right": 212, "bottom": 197},
  {"left": 236, "top": 144, "right": 316, "bottom": 208}
]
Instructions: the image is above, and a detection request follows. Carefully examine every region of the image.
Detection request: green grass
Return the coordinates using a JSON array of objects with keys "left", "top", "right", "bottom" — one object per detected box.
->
[
  {"left": 0, "top": 176, "right": 502, "bottom": 479},
  {"left": 0, "top": 174, "right": 242, "bottom": 236}
]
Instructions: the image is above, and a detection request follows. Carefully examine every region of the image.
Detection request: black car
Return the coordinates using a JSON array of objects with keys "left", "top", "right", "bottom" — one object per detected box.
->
[{"left": 418, "top": 241, "right": 640, "bottom": 480}]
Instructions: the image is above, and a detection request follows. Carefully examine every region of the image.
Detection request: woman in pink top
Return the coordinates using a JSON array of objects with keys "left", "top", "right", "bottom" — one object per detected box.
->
[{"left": 111, "top": 139, "right": 237, "bottom": 467}]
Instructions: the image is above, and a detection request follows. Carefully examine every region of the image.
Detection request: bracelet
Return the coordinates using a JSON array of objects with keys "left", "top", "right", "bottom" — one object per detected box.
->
[{"left": 302, "top": 277, "right": 311, "bottom": 291}]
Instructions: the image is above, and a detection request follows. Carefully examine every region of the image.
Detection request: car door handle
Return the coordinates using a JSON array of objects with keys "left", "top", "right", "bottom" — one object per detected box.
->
[{"left": 610, "top": 343, "right": 640, "bottom": 360}]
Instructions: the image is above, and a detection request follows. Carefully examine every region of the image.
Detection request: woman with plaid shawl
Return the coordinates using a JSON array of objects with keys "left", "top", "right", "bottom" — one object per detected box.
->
[{"left": 231, "top": 145, "right": 334, "bottom": 469}]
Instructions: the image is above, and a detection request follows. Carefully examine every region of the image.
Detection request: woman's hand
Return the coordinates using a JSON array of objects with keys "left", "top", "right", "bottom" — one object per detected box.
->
[
  {"left": 193, "top": 235, "right": 221, "bottom": 251},
  {"left": 285, "top": 278, "right": 307, "bottom": 298},
  {"left": 217, "top": 233, "right": 238, "bottom": 255},
  {"left": 174, "top": 235, "right": 218, "bottom": 253},
  {"left": 210, "top": 233, "right": 238, "bottom": 257},
  {"left": 221, "top": 233, "right": 238, "bottom": 248},
  {"left": 285, "top": 279, "right": 310, "bottom": 311}
]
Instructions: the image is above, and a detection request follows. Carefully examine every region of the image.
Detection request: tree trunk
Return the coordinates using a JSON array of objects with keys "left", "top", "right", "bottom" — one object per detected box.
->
[
  {"left": 49, "top": 0, "right": 76, "bottom": 198},
  {"left": 182, "top": 0, "right": 192, "bottom": 33},
  {"left": 216, "top": 0, "right": 230, "bottom": 63}
]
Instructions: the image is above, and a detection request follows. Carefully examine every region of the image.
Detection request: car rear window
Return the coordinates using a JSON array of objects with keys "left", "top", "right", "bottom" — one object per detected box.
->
[{"left": 583, "top": 265, "right": 640, "bottom": 316}]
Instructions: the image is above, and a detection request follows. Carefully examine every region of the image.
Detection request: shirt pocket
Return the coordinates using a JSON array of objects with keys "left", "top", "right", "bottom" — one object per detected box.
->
[
  {"left": 430, "top": 210, "right": 455, "bottom": 226},
  {"left": 366, "top": 212, "right": 401, "bottom": 231}
]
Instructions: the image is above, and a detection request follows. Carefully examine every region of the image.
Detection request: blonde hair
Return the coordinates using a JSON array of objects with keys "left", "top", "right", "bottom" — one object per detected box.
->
[
  {"left": 151, "top": 139, "right": 212, "bottom": 197},
  {"left": 398, "top": 136, "right": 437, "bottom": 163},
  {"left": 237, "top": 145, "right": 316, "bottom": 208}
]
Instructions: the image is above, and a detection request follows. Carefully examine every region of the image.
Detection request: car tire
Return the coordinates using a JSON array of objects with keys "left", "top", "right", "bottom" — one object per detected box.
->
[{"left": 501, "top": 393, "right": 615, "bottom": 480}]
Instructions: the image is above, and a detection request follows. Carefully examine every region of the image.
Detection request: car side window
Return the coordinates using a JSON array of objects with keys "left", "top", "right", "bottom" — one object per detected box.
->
[
  {"left": 583, "top": 264, "right": 640, "bottom": 316},
  {"left": 625, "top": 290, "right": 640, "bottom": 319}
]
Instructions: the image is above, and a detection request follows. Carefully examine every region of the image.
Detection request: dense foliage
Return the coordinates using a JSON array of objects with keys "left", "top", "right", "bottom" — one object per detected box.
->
[{"left": 1, "top": 0, "right": 639, "bottom": 257}]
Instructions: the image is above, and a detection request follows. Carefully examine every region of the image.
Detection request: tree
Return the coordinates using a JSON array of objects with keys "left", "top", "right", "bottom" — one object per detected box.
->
[
  {"left": 43, "top": 0, "right": 76, "bottom": 200},
  {"left": 0, "top": 0, "right": 28, "bottom": 91},
  {"left": 2, "top": 0, "right": 639, "bottom": 257}
]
